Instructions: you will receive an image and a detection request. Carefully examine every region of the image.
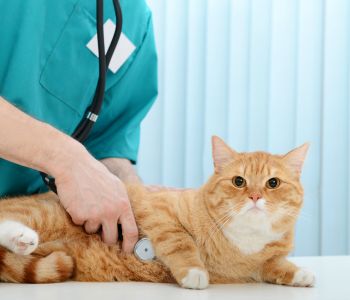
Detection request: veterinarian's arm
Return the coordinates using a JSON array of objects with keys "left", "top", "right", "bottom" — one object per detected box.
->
[
  {"left": 0, "top": 97, "right": 138, "bottom": 252},
  {"left": 101, "top": 158, "right": 141, "bottom": 184},
  {"left": 101, "top": 158, "right": 192, "bottom": 192}
]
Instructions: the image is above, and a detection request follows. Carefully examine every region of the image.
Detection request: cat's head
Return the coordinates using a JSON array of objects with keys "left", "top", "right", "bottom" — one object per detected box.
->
[{"left": 204, "top": 136, "right": 309, "bottom": 236}]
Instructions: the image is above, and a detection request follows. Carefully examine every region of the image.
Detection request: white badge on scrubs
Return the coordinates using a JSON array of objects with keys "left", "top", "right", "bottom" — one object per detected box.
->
[{"left": 86, "top": 19, "right": 136, "bottom": 74}]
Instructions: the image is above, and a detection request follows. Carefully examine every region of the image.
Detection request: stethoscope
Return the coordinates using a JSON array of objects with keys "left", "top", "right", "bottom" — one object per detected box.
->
[
  {"left": 40, "top": 0, "right": 122, "bottom": 192},
  {"left": 40, "top": 0, "right": 155, "bottom": 262}
]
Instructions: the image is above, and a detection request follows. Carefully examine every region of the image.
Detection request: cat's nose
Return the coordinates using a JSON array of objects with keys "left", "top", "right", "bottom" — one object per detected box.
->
[{"left": 249, "top": 193, "right": 262, "bottom": 202}]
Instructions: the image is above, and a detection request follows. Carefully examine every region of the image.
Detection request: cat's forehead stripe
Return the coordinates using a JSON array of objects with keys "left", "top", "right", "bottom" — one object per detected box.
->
[{"left": 238, "top": 153, "right": 274, "bottom": 177}]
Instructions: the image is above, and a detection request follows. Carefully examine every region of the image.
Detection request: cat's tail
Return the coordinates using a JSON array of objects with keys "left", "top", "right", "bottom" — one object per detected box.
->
[{"left": 0, "top": 247, "right": 74, "bottom": 283}]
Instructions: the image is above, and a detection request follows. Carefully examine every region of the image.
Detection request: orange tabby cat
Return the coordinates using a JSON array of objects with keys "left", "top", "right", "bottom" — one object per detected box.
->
[{"left": 0, "top": 136, "right": 314, "bottom": 289}]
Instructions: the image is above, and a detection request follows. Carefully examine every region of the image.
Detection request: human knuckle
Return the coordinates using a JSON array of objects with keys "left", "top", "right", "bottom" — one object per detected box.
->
[
  {"left": 103, "top": 207, "right": 117, "bottom": 220},
  {"left": 118, "top": 198, "right": 130, "bottom": 212},
  {"left": 126, "top": 229, "right": 138, "bottom": 239},
  {"left": 89, "top": 215, "right": 100, "bottom": 224},
  {"left": 72, "top": 213, "right": 85, "bottom": 224}
]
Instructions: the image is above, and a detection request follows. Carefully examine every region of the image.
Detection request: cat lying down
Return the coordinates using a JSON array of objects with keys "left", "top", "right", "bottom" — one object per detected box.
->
[{"left": 0, "top": 136, "right": 315, "bottom": 289}]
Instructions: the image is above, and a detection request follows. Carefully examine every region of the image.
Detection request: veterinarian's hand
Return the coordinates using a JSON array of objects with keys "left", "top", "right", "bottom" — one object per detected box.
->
[
  {"left": 53, "top": 146, "right": 138, "bottom": 253},
  {"left": 0, "top": 97, "right": 137, "bottom": 252}
]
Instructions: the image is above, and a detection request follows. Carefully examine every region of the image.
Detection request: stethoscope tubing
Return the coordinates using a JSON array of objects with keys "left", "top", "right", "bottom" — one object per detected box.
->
[{"left": 41, "top": 0, "right": 122, "bottom": 193}]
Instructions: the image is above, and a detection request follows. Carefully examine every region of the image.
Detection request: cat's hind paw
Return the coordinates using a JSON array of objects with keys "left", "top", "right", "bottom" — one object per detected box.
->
[
  {"left": 181, "top": 268, "right": 209, "bottom": 290},
  {"left": 291, "top": 268, "right": 315, "bottom": 287},
  {"left": 0, "top": 221, "right": 39, "bottom": 255}
]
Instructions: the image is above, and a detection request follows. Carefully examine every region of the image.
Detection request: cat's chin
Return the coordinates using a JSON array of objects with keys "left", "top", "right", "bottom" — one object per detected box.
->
[{"left": 245, "top": 207, "right": 267, "bottom": 218}]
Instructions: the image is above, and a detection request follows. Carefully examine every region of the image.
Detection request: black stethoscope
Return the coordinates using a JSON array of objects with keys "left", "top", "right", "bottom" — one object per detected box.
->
[
  {"left": 40, "top": 0, "right": 155, "bottom": 261},
  {"left": 41, "top": 0, "right": 122, "bottom": 193}
]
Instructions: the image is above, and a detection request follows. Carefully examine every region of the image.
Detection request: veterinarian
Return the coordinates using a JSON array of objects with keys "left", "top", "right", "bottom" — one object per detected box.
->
[{"left": 0, "top": 0, "right": 157, "bottom": 253}]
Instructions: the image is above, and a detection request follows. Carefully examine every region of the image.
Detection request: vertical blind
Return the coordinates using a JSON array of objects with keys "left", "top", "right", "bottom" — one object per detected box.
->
[{"left": 137, "top": 0, "right": 350, "bottom": 256}]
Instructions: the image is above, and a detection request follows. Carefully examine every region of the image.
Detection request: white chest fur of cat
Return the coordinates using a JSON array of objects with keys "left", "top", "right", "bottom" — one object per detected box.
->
[{"left": 223, "top": 198, "right": 283, "bottom": 255}]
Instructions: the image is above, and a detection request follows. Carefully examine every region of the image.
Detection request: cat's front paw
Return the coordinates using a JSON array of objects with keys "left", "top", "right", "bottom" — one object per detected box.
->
[
  {"left": 0, "top": 221, "right": 39, "bottom": 255},
  {"left": 291, "top": 268, "right": 315, "bottom": 287},
  {"left": 180, "top": 268, "right": 209, "bottom": 290}
]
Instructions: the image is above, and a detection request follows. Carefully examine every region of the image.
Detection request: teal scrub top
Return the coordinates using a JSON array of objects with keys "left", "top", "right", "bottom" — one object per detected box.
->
[{"left": 0, "top": 0, "right": 158, "bottom": 196}]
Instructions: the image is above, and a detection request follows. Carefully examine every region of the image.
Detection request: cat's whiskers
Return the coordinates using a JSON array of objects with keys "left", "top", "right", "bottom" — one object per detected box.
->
[
  {"left": 207, "top": 213, "right": 232, "bottom": 245},
  {"left": 206, "top": 202, "right": 241, "bottom": 235},
  {"left": 216, "top": 212, "right": 235, "bottom": 232},
  {"left": 207, "top": 210, "right": 232, "bottom": 237},
  {"left": 283, "top": 210, "right": 310, "bottom": 223},
  {"left": 206, "top": 203, "right": 243, "bottom": 245},
  {"left": 265, "top": 202, "right": 308, "bottom": 222}
]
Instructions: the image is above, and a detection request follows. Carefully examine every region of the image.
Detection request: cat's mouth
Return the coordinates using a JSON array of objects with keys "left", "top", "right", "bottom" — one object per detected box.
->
[
  {"left": 248, "top": 206, "right": 264, "bottom": 212},
  {"left": 238, "top": 199, "right": 267, "bottom": 215}
]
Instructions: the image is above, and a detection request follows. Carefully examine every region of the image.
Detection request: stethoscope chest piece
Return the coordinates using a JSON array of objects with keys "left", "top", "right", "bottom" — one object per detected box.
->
[{"left": 134, "top": 238, "right": 155, "bottom": 261}]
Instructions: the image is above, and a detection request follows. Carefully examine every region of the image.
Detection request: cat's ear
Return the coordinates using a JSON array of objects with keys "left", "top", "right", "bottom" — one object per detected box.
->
[
  {"left": 212, "top": 136, "right": 237, "bottom": 173},
  {"left": 283, "top": 143, "right": 310, "bottom": 175}
]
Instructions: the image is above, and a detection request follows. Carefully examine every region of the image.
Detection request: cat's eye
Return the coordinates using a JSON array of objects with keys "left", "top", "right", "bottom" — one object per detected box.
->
[
  {"left": 266, "top": 178, "right": 280, "bottom": 189},
  {"left": 232, "top": 176, "right": 246, "bottom": 188}
]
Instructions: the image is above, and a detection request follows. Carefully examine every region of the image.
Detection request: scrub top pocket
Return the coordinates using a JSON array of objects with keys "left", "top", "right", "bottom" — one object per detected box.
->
[
  {"left": 39, "top": 0, "right": 138, "bottom": 119},
  {"left": 40, "top": 2, "right": 100, "bottom": 117}
]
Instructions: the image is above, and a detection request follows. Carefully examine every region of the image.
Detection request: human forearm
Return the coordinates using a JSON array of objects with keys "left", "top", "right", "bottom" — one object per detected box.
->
[
  {"left": 100, "top": 157, "right": 141, "bottom": 184},
  {"left": 0, "top": 96, "right": 87, "bottom": 177},
  {"left": 0, "top": 97, "right": 139, "bottom": 250},
  {"left": 101, "top": 158, "right": 191, "bottom": 191}
]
